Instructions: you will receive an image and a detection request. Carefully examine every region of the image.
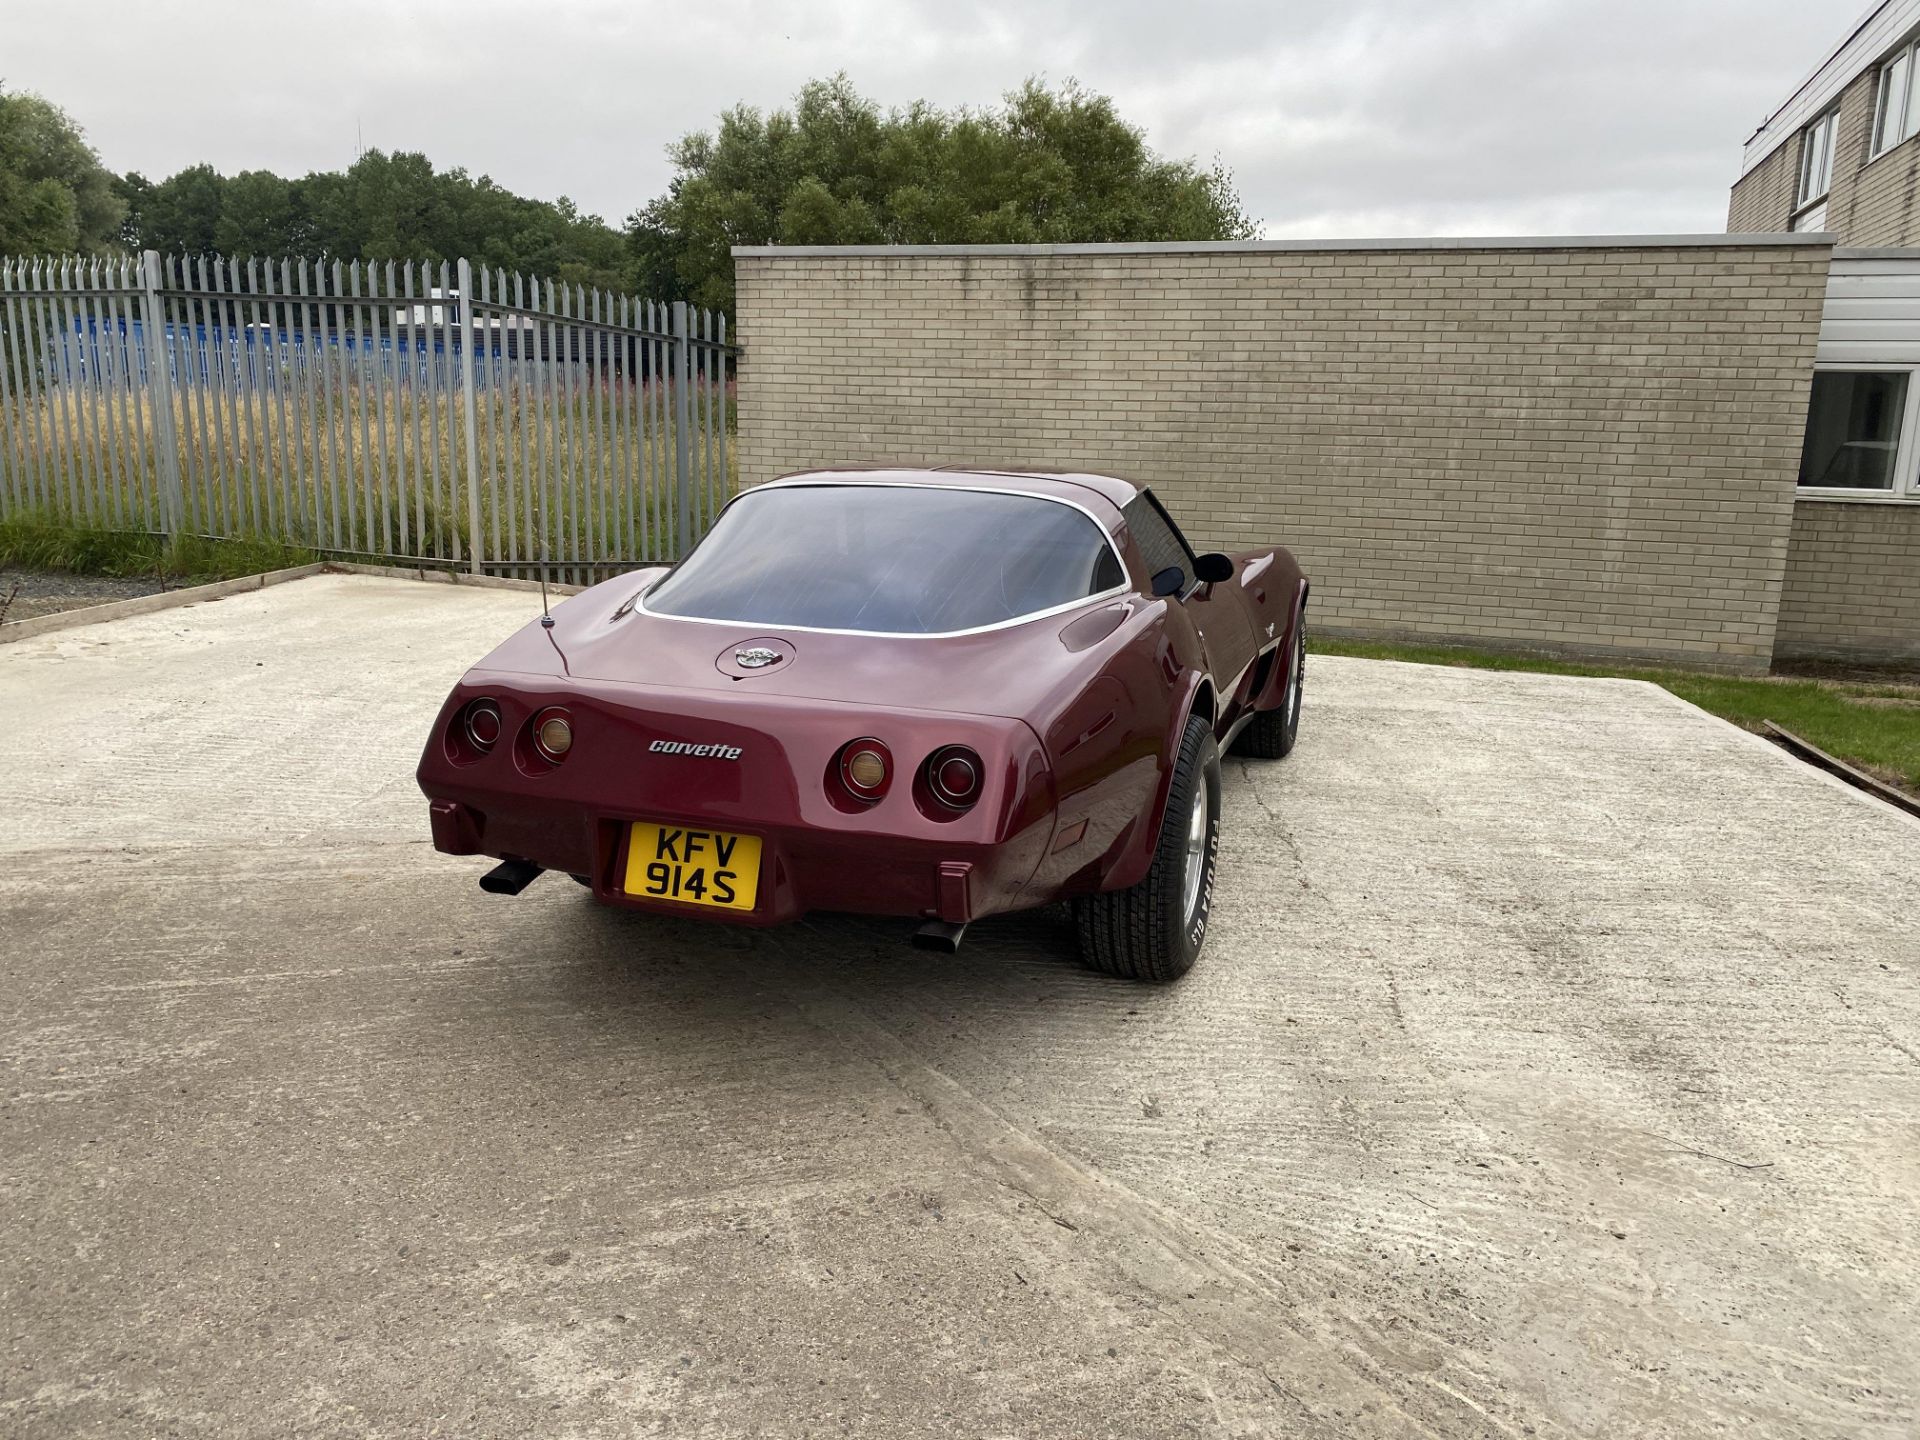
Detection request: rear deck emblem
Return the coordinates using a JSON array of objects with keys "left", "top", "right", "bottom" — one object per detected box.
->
[
  {"left": 649, "top": 739, "right": 743, "bottom": 760},
  {"left": 734, "top": 646, "right": 782, "bottom": 669}
]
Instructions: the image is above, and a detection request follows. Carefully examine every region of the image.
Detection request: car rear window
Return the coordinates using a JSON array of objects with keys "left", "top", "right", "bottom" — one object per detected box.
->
[{"left": 645, "top": 484, "right": 1125, "bottom": 634}]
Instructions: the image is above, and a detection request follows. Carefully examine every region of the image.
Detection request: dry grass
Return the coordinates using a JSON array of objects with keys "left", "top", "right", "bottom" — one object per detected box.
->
[{"left": 0, "top": 375, "right": 736, "bottom": 578}]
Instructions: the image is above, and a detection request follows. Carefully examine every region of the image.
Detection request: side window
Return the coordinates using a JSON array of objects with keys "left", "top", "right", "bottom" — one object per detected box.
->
[
  {"left": 1797, "top": 107, "right": 1836, "bottom": 210},
  {"left": 1799, "top": 369, "right": 1911, "bottom": 491},
  {"left": 1122, "top": 493, "right": 1197, "bottom": 589}
]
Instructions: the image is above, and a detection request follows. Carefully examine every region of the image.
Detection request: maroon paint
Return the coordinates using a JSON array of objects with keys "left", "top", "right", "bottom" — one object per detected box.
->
[{"left": 416, "top": 468, "right": 1305, "bottom": 928}]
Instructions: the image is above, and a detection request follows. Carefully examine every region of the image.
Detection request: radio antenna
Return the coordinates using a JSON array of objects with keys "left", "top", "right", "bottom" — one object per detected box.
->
[
  {"left": 536, "top": 493, "right": 554, "bottom": 628},
  {"left": 535, "top": 526, "right": 569, "bottom": 675}
]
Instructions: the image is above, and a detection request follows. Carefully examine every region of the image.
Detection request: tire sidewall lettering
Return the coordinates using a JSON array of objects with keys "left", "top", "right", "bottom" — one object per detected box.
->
[{"left": 1184, "top": 761, "right": 1220, "bottom": 955}]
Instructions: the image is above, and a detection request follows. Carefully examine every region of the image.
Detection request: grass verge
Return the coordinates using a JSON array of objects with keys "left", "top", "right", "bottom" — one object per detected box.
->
[
  {"left": 0, "top": 511, "right": 317, "bottom": 584},
  {"left": 1312, "top": 637, "right": 1920, "bottom": 799}
]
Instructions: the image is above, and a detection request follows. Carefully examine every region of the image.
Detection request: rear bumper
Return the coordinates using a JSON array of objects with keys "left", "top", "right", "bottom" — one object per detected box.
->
[
  {"left": 418, "top": 674, "right": 1058, "bottom": 927},
  {"left": 429, "top": 796, "right": 1028, "bottom": 926}
]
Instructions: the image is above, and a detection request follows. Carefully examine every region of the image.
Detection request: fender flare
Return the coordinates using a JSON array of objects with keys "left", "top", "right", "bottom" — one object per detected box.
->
[
  {"left": 1254, "top": 578, "right": 1310, "bottom": 712},
  {"left": 1105, "top": 667, "right": 1213, "bottom": 893},
  {"left": 1104, "top": 578, "right": 1308, "bottom": 894}
]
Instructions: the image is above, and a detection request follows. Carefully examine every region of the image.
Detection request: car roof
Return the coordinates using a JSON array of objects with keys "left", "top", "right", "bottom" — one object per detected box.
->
[{"left": 762, "top": 465, "right": 1142, "bottom": 517}]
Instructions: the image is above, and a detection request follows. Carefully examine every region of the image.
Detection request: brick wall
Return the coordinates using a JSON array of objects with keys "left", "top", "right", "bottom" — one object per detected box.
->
[
  {"left": 734, "top": 240, "right": 1830, "bottom": 670},
  {"left": 1776, "top": 499, "right": 1920, "bottom": 662},
  {"left": 1728, "top": 141, "right": 1797, "bottom": 233},
  {"left": 1730, "top": 66, "right": 1920, "bottom": 245}
]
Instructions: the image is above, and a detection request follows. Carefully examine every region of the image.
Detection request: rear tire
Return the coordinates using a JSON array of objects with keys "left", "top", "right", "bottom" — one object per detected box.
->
[
  {"left": 1074, "top": 714, "right": 1220, "bottom": 983},
  {"left": 1231, "top": 614, "right": 1305, "bottom": 760}
]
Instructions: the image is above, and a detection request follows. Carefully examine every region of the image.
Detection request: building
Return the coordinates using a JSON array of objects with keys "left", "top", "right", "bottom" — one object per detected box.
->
[
  {"left": 1727, "top": 3, "right": 1920, "bottom": 666},
  {"left": 1730, "top": 2, "right": 1920, "bottom": 242}
]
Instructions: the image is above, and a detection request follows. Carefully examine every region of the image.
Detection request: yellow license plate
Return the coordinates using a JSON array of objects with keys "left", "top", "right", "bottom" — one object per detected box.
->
[{"left": 623, "top": 823, "right": 762, "bottom": 911}]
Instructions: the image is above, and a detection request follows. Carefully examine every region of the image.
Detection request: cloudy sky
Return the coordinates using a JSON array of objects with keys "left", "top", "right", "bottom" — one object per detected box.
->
[{"left": 1, "top": 0, "right": 1862, "bottom": 237}]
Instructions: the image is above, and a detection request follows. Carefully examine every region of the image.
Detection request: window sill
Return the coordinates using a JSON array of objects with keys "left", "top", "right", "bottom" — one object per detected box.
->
[
  {"left": 1790, "top": 197, "right": 1829, "bottom": 230},
  {"left": 1795, "top": 488, "right": 1920, "bottom": 504},
  {"left": 1863, "top": 129, "right": 1920, "bottom": 174}
]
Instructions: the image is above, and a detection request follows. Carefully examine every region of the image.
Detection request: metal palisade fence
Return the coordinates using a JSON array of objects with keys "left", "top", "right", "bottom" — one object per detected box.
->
[{"left": 0, "top": 250, "right": 734, "bottom": 580}]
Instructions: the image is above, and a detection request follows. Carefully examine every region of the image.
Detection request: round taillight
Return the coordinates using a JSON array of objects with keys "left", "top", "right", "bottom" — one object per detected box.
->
[
  {"left": 533, "top": 708, "right": 573, "bottom": 762},
  {"left": 927, "top": 746, "right": 983, "bottom": 809},
  {"left": 464, "top": 700, "right": 502, "bottom": 751},
  {"left": 840, "top": 739, "right": 892, "bottom": 798}
]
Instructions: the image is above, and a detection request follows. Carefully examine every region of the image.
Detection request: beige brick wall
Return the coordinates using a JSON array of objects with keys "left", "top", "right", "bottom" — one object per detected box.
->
[
  {"left": 1729, "top": 139, "right": 1798, "bottom": 233},
  {"left": 1831, "top": 68, "right": 1920, "bottom": 246},
  {"left": 1731, "top": 66, "right": 1920, "bottom": 246},
  {"left": 1776, "top": 499, "right": 1920, "bottom": 663},
  {"left": 734, "top": 241, "right": 1830, "bottom": 670}
]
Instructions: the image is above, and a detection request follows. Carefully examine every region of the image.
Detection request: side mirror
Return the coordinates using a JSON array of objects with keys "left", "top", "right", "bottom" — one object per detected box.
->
[
  {"left": 1193, "top": 552, "right": 1235, "bottom": 585},
  {"left": 1150, "top": 565, "right": 1186, "bottom": 598}
]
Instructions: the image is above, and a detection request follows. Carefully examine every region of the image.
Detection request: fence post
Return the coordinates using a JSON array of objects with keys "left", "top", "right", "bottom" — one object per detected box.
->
[
  {"left": 672, "top": 300, "right": 692, "bottom": 558},
  {"left": 138, "top": 250, "right": 184, "bottom": 537},
  {"left": 457, "top": 256, "right": 483, "bottom": 575}
]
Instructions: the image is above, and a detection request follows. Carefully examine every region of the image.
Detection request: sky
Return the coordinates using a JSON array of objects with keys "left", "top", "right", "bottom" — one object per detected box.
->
[{"left": 0, "top": 0, "right": 1866, "bottom": 239}]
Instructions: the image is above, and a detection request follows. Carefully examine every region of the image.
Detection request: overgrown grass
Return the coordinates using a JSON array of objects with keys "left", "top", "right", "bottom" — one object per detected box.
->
[
  {"left": 0, "top": 509, "right": 316, "bottom": 583},
  {"left": 3, "top": 376, "right": 734, "bottom": 577},
  {"left": 1313, "top": 636, "right": 1920, "bottom": 797}
]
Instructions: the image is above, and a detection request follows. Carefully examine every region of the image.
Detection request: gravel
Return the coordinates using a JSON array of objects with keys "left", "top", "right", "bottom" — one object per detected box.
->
[{"left": 0, "top": 568, "right": 169, "bottom": 624}]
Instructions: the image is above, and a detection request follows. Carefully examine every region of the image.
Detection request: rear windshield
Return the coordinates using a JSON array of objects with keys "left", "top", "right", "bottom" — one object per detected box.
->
[{"left": 645, "top": 484, "right": 1124, "bottom": 634}]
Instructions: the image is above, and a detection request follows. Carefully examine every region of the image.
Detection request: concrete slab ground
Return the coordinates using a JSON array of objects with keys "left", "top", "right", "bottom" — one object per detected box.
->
[{"left": 1, "top": 573, "right": 1915, "bottom": 1439}]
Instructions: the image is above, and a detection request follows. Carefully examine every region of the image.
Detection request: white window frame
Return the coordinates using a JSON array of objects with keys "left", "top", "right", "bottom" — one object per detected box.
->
[
  {"left": 1873, "top": 38, "right": 1920, "bottom": 158},
  {"left": 1799, "top": 363, "right": 1920, "bottom": 502},
  {"left": 1797, "top": 107, "right": 1837, "bottom": 211}
]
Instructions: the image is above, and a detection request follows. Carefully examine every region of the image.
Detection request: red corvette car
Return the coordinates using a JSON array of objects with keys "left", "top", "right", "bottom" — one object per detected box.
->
[{"left": 418, "top": 467, "right": 1308, "bottom": 981}]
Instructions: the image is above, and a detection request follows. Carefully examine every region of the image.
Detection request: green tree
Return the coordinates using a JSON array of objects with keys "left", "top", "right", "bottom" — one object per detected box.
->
[
  {"left": 120, "top": 147, "right": 631, "bottom": 291},
  {"left": 629, "top": 75, "right": 1256, "bottom": 313},
  {"left": 214, "top": 169, "right": 301, "bottom": 257},
  {"left": 138, "top": 163, "right": 226, "bottom": 257},
  {"left": 112, "top": 171, "right": 154, "bottom": 250},
  {"left": 0, "top": 86, "right": 126, "bottom": 254}
]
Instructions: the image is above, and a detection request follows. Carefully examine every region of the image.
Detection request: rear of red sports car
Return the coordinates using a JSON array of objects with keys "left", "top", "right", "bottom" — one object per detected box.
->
[
  {"left": 422, "top": 658, "right": 1059, "bottom": 929},
  {"left": 419, "top": 468, "right": 1308, "bottom": 977},
  {"left": 417, "top": 475, "right": 1133, "bottom": 935}
]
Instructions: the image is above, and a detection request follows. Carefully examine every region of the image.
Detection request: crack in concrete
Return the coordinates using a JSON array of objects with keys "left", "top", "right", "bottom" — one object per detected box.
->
[{"left": 1236, "top": 758, "right": 1308, "bottom": 880}]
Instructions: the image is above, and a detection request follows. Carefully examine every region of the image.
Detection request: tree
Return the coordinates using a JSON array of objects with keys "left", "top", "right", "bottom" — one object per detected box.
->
[
  {"left": 120, "top": 148, "right": 632, "bottom": 291},
  {"left": 112, "top": 171, "right": 154, "bottom": 251},
  {"left": 214, "top": 169, "right": 302, "bottom": 257},
  {"left": 0, "top": 86, "right": 125, "bottom": 254},
  {"left": 629, "top": 75, "right": 1257, "bottom": 313},
  {"left": 137, "top": 164, "right": 226, "bottom": 258}
]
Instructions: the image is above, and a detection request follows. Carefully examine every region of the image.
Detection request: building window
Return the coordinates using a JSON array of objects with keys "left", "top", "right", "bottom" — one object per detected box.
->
[
  {"left": 1875, "top": 39, "right": 1920, "bottom": 155},
  {"left": 1800, "top": 370, "right": 1912, "bottom": 491},
  {"left": 1798, "top": 108, "right": 1837, "bottom": 208}
]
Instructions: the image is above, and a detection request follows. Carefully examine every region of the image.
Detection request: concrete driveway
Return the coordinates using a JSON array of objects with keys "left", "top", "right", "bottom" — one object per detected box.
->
[{"left": 2, "top": 573, "right": 1915, "bottom": 1439}]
